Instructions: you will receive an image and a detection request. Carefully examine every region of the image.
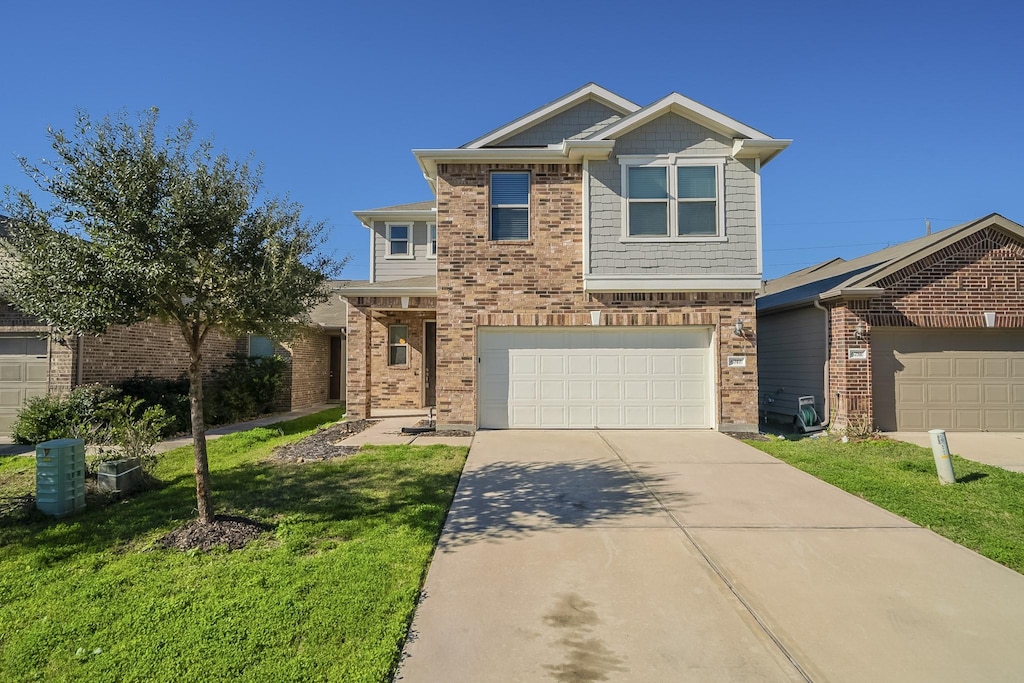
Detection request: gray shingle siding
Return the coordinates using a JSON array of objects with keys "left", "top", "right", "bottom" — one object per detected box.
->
[
  {"left": 588, "top": 114, "right": 759, "bottom": 276},
  {"left": 372, "top": 221, "right": 437, "bottom": 282},
  {"left": 495, "top": 100, "right": 623, "bottom": 147}
]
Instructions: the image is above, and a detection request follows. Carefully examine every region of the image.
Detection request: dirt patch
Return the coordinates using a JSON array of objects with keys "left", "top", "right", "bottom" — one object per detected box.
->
[
  {"left": 270, "top": 419, "right": 378, "bottom": 463},
  {"left": 724, "top": 431, "right": 772, "bottom": 442},
  {"left": 158, "top": 515, "right": 271, "bottom": 552},
  {"left": 424, "top": 430, "right": 474, "bottom": 438}
]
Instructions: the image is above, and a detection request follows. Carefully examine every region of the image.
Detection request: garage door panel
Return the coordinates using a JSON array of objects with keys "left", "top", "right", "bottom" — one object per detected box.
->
[
  {"left": 479, "top": 327, "right": 711, "bottom": 429},
  {"left": 568, "top": 356, "right": 592, "bottom": 374},
  {"left": 26, "top": 364, "right": 48, "bottom": 382},
  {"left": 873, "top": 329, "right": 1024, "bottom": 432},
  {"left": 0, "top": 364, "right": 24, "bottom": 382},
  {"left": 651, "top": 381, "right": 676, "bottom": 400}
]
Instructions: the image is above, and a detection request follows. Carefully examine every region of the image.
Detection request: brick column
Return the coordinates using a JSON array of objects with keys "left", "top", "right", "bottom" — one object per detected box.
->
[
  {"left": 717, "top": 298, "right": 758, "bottom": 431},
  {"left": 829, "top": 303, "right": 872, "bottom": 432},
  {"left": 345, "top": 304, "right": 372, "bottom": 419}
]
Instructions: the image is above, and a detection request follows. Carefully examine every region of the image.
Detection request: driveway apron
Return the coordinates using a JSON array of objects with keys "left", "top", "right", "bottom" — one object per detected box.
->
[{"left": 396, "top": 430, "right": 1024, "bottom": 683}]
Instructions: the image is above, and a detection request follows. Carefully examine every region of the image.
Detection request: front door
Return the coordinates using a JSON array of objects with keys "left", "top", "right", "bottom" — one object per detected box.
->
[
  {"left": 329, "top": 335, "right": 343, "bottom": 402},
  {"left": 424, "top": 322, "right": 436, "bottom": 407}
]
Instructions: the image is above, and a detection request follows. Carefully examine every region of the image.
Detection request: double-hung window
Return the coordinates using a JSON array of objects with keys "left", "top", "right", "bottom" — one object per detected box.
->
[
  {"left": 387, "top": 223, "right": 412, "bottom": 258},
  {"left": 623, "top": 158, "right": 724, "bottom": 239},
  {"left": 388, "top": 325, "right": 409, "bottom": 365},
  {"left": 248, "top": 335, "right": 275, "bottom": 358},
  {"left": 490, "top": 172, "right": 530, "bottom": 240},
  {"left": 427, "top": 223, "right": 437, "bottom": 258}
]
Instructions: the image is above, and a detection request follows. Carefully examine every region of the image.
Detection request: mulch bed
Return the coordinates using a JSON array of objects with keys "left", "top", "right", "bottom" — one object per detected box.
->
[
  {"left": 157, "top": 515, "right": 272, "bottom": 552},
  {"left": 270, "top": 419, "right": 379, "bottom": 463},
  {"left": 422, "top": 429, "right": 474, "bottom": 438}
]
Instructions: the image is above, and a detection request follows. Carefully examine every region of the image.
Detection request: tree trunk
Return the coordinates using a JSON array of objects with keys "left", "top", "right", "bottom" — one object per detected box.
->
[{"left": 188, "top": 347, "right": 215, "bottom": 524}]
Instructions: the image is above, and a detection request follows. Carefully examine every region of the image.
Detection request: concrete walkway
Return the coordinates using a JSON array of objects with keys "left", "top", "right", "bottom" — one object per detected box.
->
[
  {"left": 887, "top": 431, "right": 1024, "bottom": 472},
  {"left": 397, "top": 430, "right": 1024, "bottom": 683}
]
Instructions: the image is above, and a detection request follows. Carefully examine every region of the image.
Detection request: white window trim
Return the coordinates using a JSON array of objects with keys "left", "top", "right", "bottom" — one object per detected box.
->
[
  {"left": 619, "top": 155, "right": 726, "bottom": 242},
  {"left": 490, "top": 171, "right": 531, "bottom": 241},
  {"left": 385, "top": 222, "right": 415, "bottom": 260},
  {"left": 427, "top": 223, "right": 437, "bottom": 259},
  {"left": 388, "top": 324, "right": 410, "bottom": 366}
]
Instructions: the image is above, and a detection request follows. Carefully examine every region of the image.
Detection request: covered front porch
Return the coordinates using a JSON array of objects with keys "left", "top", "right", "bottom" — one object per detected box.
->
[{"left": 339, "top": 277, "right": 437, "bottom": 420}]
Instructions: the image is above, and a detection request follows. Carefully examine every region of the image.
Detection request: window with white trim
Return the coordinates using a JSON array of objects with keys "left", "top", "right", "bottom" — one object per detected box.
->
[
  {"left": 388, "top": 325, "right": 409, "bottom": 366},
  {"left": 490, "top": 172, "right": 530, "bottom": 240},
  {"left": 427, "top": 223, "right": 437, "bottom": 258},
  {"left": 623, "top": 158, "right": 724, "bottom": 238},
  {"left": 386, "top": 223, "right": 412, "bottom": 258}
]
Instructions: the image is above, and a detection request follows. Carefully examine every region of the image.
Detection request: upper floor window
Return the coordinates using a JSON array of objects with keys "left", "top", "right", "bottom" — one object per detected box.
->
[
  {"left": 490, "top": 172, "right": 530, "bottom": 240},
  {"left": 386, "top": 223, "right": 413, "bottom": 258},
  {"left": 623, "top": 158, "right": 724, "bottom": 239},
  {"left": 427, "top": 223, "right": 437, "bottom": 259}
]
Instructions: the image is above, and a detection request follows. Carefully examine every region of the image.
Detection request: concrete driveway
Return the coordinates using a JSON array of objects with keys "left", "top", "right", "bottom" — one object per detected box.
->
[
  {"left": 886, "top": 431, "right": 1024, "bottom": 472},
  {"left": 397, "top": 430, "right": 1024, "bottom": 683}
]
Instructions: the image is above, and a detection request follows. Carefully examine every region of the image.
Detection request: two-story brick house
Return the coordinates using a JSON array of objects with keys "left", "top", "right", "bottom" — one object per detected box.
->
[{"left": 341, "top": 84, "right": 790, "bottom": 432}]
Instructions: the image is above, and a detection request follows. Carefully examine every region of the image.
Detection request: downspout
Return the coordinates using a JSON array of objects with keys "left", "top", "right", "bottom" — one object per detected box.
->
[
  {"left": 75, "top": 334, "right": 85, "bottom": 386},
  {"left": 812, "top": 298, "right": 830, "bottom": 428}
]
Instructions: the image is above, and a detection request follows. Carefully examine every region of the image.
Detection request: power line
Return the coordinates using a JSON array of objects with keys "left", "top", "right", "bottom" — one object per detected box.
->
[
  {"left": 764, "top": 217, "right": 968, "bottom": 227},
  {"left": 764, "top": 241, "right": 891, "bottom": 252}
]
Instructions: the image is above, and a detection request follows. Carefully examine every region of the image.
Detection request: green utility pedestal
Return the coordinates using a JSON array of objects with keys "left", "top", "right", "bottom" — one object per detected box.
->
[{"left": 36, "top": 438, "right": 86, "bottom": 516}]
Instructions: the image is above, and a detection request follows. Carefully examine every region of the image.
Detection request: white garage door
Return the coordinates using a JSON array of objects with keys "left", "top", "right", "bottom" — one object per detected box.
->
[
  {"left": 0, "top": 335, "right": 49, "bottom": 436},
  {"left": 478, "top": 327, "right": 711, "bottom": 429}
]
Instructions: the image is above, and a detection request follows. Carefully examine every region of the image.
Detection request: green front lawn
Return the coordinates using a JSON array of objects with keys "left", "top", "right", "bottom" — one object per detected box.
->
[
  {"left": 746, "top": 436, "right": 1024, "bottom": 573},
  {"left": 0, "top": 408, "right": 467, "bottom": 682}
]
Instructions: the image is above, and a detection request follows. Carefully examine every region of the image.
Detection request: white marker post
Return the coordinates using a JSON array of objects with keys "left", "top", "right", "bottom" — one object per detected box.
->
[{"left": 928, "top": 429, "right": 956, "bottom": 485}]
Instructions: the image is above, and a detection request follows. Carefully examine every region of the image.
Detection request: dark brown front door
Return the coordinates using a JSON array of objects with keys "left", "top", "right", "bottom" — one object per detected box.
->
[
  {"left": 329, "top": 335, "right": 343, "bottom": 401},
  {"left": 424, "top": 322, "right": 436, "bottom": 407}
]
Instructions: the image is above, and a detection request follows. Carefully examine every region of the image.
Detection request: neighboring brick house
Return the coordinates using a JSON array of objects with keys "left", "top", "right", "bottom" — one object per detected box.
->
[
  {"left": 342, "top": 84, "right": 791, "bottom": 431},
  {"left": 0, "top": 255, "right": 349, "bottom": 435},
  {"left": 757, "top": 214, "right": 1024, "bottom": 432}
]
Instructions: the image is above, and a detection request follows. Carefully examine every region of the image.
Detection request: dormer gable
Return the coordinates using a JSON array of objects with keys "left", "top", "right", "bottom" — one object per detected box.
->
[{"left": 461, "top": 83, "right": 639, "bottom": 149}]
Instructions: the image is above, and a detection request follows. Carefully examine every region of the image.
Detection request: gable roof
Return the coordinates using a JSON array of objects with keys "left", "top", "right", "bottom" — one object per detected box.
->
[
  {"left": 352, "top": 201, "right": 436, "bottom": 229},
  {"left": 586, "top": 92, "right": 791, "bottom": 165},
  {"left": 758, "top": 213, "right": 1024, "bottom": 312},
  {"left": 462, "top": 83, "right": 640, "bottom": 149}
]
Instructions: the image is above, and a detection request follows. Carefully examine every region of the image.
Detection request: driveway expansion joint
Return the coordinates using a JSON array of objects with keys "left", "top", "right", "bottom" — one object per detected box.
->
[{"left": 597, "top": 431, "right": 815, "bottom": 683}]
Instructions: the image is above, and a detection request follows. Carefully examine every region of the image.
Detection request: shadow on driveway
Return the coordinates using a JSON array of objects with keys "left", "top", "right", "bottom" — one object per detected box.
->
[{"left": 439, "top": 459, "right": 689, "bottom": 548}]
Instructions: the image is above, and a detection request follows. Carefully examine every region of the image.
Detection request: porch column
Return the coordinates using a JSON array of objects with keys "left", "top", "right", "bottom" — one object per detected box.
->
[{"left": 345, "top": 303, "right": 372, "bottom": 419}]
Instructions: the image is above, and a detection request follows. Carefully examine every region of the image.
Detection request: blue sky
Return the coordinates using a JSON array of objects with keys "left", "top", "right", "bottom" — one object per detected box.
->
[{"left": 3, "top": 1, "right": 1022, "bottom": 280}]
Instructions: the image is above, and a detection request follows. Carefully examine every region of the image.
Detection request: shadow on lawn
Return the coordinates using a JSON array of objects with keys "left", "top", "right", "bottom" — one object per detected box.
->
[
  {"left": 437, "top": 459, "right": 690, "bottom": 549},
  {"left": 0, "top": 445, "right": 461, "bottom": 566}
]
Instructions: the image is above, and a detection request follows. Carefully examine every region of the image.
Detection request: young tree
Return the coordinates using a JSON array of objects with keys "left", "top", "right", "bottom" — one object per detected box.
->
[{"left": 1, "top": 109, "right": 341, "bottom": 524}]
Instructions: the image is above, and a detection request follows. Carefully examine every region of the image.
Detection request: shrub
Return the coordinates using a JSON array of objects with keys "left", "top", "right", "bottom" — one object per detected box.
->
[
  {"left": 206, "top": 354, "right": 287, "bottom": 425},
  {"left": 10, "top": 395, "right": 72, "bottom": 444},
  {"left": 10, "top": 385, "right": 123, "bottom": 445},
  {"left": 117, "top": 375, "right": 190, "bottom": 436},
  {"left": 90, "top": 397, "right": 173, "bottom": 474}
]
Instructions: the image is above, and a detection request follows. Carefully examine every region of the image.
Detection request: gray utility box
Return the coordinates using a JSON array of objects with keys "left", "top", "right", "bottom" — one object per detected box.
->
[
  {"left": 36, "top": 438, "right": 86, "bottom": 517},
  {"left": 97, "top": 458, "right": 144, "bottom": 495}
]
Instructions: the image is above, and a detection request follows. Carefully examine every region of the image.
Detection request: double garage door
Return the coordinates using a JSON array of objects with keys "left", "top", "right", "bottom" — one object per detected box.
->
[
  {"left": 0, "top": 335, "right": 49, "bottom": 436},
  {"left": 478, "top": 327, "right": 711, "bottom": 429},
  {"left": 872, "top": 329, "right": 1024, "bottom": 431}
]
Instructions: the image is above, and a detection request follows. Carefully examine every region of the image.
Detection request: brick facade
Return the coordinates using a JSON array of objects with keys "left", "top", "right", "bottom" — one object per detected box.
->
[
  {"left": 828, "top": 227, "right": 1024, "bottom": 430},
  {"left": 276, "top": 329, "right": 331, "bottom": 411},
  {"left": 431, "top": 162, "right": 759, "bottom": 430},
  {"left": 79, "top": 320, "right": 244, "bottom": 385}
]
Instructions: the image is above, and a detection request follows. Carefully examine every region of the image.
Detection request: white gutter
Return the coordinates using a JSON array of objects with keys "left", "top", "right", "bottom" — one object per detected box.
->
[{"left": 337, "top": 286, "right": 437, "bottom": 298}]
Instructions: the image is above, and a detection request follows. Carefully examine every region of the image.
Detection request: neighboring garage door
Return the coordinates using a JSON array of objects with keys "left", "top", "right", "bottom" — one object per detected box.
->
[
  {"left": 478, "top": 326, "right": 711, "bottom": 429},
  {"left": 0, "top": 335, "right": 49, "bottom": 436},
  {"left": 872, "top": 329, "right": 1024, "bottom": 431}
]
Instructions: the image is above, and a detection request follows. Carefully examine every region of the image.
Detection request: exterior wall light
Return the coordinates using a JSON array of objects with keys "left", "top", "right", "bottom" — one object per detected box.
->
[
  {"left": 854, "top": 321, "right": 866, "bottom": 339},
  {"left": 733, "top": 319, "right": 744, "bottom": 336}
]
